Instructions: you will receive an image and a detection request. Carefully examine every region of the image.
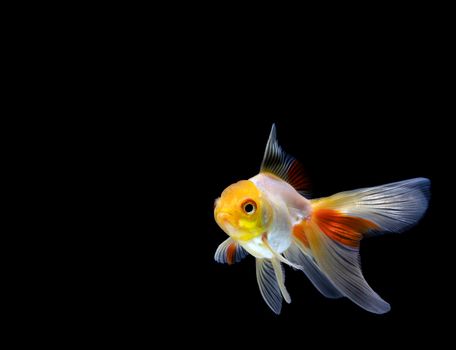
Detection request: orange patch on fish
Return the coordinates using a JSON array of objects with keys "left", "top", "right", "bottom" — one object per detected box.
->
[
  {"left": 292, "top": 222, "right": 310, "bottom": 248},
  {"left": 287, "top": 159, "right": 309, "bottom": 192},
  {"left": 226, "top": 242, "right": 237, "bottom": 265},
  {"left": 314, "top": 209, "right": 378, "bottom": 248}
]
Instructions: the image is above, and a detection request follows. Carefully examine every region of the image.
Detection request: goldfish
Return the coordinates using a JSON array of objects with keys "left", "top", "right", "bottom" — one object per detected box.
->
[{"left": 213, "top": 124, "right": 430, "bottom": 314}]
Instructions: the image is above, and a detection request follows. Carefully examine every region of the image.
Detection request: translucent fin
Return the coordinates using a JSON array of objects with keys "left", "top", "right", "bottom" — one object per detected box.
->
[
  {"left": 284, "top": 243, "right": 343, "bottom": 299},
  {"left": 260, "top": 124, "right": 309, "bottom": 194},
  {"left": 300, "top": 178, "right": 431, "bottom": 313},
  {"left": 313, "top": 209, "right": 377, "bottom": 247},
  {"left": 214, "top": 237, "right": 248, "bottom": 265},
  {"left": 306, "top": 221, "right": 391, "bottom": 314},
  {"left": 271, "top": 258, "right": 291, "bottom": 303},
  {"left": 311, "top": 178, "right": 430, "bottom": 235},
  {"left": 256, "top": 259, "right": 283, "bottom": 314}
]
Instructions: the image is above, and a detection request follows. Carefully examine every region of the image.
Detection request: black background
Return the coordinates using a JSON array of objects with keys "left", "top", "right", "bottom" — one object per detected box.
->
[
  {"left": 96, "top": 92, "right": 447, "bottom": 346},
  {"left": 9, "top": 5, "right": 454, "bottom": 347},
  {"left": 69, "top": 22, "right": 451, "bottom": 346}
]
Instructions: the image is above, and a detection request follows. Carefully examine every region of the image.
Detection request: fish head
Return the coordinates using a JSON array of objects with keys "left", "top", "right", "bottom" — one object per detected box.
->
[{"left": 214, "top": 180, "right": 272, "bottom": 241}]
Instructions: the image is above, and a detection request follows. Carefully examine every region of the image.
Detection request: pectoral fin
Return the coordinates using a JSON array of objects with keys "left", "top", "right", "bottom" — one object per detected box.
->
[{"left": 214, "top": 238, "right": 248, "bottom": 265}]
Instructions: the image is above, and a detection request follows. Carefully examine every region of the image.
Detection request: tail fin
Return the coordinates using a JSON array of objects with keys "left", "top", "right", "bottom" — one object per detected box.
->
[
  {"left": 311, "top": 178, "right": 431, "bottom": 235},
  {"left": 294, "top": 178, "right": 430, "bottom": 314}
]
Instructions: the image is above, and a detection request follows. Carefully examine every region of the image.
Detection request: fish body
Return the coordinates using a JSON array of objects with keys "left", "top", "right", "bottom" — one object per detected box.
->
[{"left": 214, "top": 124, "right": 430, "bottom": 314}]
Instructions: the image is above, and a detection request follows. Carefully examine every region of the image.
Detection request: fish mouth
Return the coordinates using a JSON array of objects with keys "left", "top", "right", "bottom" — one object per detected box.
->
[{"left": 215, "top": 212, "right": 238, "bottom": 236}]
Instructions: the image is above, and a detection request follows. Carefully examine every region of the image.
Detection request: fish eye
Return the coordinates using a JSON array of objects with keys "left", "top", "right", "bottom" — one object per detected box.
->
[{"left": 242, "top": 200, "right": 257, "bottom": 215}]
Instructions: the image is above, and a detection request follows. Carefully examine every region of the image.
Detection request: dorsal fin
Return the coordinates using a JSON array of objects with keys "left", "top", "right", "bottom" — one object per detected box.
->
[{"left": 260, "top": 124, "right": 309, "bottom": 194}]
